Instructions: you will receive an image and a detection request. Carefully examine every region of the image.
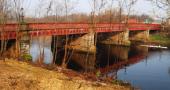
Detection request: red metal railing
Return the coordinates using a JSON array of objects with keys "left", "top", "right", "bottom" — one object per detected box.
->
[{"left": 0, "top": 23, "right": 161, "bottom": 40}]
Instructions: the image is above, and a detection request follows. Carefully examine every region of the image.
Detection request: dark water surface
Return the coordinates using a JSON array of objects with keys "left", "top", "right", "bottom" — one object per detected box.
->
[
  {"left": 117, "top": 50, "right": 170, "bottom": 90},
  {"left": 69, "top": 45, "right": 170, "bottom": 90}
]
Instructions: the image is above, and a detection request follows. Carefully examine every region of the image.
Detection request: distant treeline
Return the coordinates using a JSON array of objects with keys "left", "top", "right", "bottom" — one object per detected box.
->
[{"left": 16, "top": 10, "right": 153, "bottom": 23}]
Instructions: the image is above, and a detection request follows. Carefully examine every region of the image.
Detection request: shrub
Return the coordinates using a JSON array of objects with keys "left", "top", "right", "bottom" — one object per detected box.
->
[{"left": 22, "top": 54, "right": 32, "bottom": 61}]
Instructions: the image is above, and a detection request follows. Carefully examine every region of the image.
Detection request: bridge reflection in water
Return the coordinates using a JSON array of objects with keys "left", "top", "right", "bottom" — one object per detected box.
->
[
  {"left": 27, "top": 35, "right": 149, "bottom": 73},
  {"left": 66, "top": 44, "right": 148, "bottom": 73},
  {"left": 99, "top": 45, "right": 148, "bottom": 79},
  {"left": 27, "top": 34, "right": 170, "bottom": 90}
]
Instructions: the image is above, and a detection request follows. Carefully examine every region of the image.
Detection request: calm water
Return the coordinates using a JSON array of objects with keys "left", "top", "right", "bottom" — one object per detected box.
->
[
  {"left": 69, "top": 45, "right": 170, "bottom": 90},
  {"left": 30, "top": 37, "right": 53, "bottom": 64},
  {"left": 117, "top": 50, "right": 170, "bottom": 90},
  {"left": 29, "top": 37, "right": 170, "bottom": 90}
]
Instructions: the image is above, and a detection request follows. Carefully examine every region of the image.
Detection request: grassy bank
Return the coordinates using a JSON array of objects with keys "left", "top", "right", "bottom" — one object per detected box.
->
[
  {"left": 149, "top": 34, "right": 170, "bottom": 47},
  {"left": 0, "top": 59, "right": 132, "bottom": 90}
]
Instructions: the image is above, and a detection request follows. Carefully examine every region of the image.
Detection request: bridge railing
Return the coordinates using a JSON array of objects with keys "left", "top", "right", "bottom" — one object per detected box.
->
[
  {"left": 0, "top": 23, "right": 161, "bottom": 31},
  {"left": 0, "top": 23, "right": 161, "bottom": 40}
]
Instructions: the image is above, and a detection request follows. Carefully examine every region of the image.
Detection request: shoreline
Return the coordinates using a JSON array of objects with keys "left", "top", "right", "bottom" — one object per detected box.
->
[
  {"left": 0, "top": 59, "right": 133, "bottom": 90},
  {"left": 147, "top": 34, "right": 170, "bottom": 48}
]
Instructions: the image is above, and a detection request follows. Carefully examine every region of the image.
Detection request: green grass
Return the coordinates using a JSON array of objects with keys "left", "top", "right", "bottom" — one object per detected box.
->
[
  {"left": 21, "top": 54, "right": 32, "bottom": 61},
  {"left": 150, "top": 34, "right": 170, "bottom": 47},
  {"left": 150, "top": 34, "right": 170, "bottom": 41}
]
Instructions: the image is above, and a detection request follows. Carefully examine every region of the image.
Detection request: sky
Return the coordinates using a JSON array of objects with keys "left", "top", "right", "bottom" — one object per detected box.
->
[{"left": 21, "top": 0, "right": 167, "bottom": 19}]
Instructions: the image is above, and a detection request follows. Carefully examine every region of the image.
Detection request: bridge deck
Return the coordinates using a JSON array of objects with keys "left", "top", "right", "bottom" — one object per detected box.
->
[{"left": 0, "top": 23, "right": 161, "bottom": 40}]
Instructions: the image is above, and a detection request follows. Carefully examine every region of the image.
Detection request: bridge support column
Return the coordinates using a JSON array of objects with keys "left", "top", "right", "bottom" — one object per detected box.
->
[
  {"left": 67, "top": 32, "right": 96, "bottom": 53},
  {"left": 20, "top": 32, "right": 30, "bottom": 56},
  {"left": 130, "top": 30, "right": 150, "bottom": 41},
  {"left": 101, "top": 30, "right": 130, "bottom": 46}
]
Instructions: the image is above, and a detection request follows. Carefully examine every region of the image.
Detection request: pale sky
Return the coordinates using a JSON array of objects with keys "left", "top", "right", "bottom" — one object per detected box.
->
[{"left": 21, "top": 0, "right": 167, "bottom": 19}]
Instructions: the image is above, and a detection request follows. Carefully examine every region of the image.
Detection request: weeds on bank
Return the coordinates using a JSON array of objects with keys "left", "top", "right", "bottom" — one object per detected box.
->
[{"left": 20, "top": 54, "right": 32, "bottom": 61}]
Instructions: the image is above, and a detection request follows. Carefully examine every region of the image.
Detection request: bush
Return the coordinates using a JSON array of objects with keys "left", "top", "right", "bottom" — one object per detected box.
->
[{"left": 21, "top": 54, "right": 32, "bottom": 61}]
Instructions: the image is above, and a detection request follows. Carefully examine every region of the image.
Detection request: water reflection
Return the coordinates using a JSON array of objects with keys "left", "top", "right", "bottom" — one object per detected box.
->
[
  {"left": 96, "top": 45, "right": 151, "bottom": 88},
  {"left": 69, "top": 52, "right": 96, "bottom": 71},
  {"left": 118, "top": 50, "right": 170, "bottom": 90},
  {"left": 67, "top": 45, "right": 131, "bottom": 71},
  {"left": 100, "top": 52, "right": 147, "bottom": 79},
  {"left": 30, "top": 36, "right": 53, "bottom": 64},
  {"left": 97, "top": 45, "right": 130, "bottom": 68},
  {"left": 168, "top": 67, "right": 170, "bottom": 76},
  {"left": 29, "top": 37, "right": 170, "bottom": 89},
  {"left": 96, "top": 45, "right": 170, "bottom": 90},
  {"left": 68, "top": 45, "right": 138, "bottom": 72},
  {"left": 129, "top": 45, "right": 149, "bottom": 56}
]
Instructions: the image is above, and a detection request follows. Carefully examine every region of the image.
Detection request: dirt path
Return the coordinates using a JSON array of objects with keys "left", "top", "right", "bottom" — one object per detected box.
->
[{"left": 0, "top": 59, "right": 131, "bottom": 90}]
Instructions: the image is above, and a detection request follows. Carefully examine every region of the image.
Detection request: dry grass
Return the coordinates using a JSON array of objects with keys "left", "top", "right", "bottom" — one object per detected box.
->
[{"left": 0, "top": 59, "right": 131, "bottom": 90}]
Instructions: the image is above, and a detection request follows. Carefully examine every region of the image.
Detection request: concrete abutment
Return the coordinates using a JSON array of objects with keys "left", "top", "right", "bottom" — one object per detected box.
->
[
  {"left": 67, "top": 32, "right": 96, "bottom": 53},
  {"left": 101, "top": 30, "right": 131, "bottom": 46},
  {"left": 130, "top": 30, "right": 150, "bottom": 41}
]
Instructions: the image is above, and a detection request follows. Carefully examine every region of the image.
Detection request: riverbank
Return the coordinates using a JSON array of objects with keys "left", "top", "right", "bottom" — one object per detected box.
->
[
  {"left": 0, "top": 59, "right": 132, "bottom": 90},
  {"left": 148, "top": 34, "right": 170, "bottom": 48}
]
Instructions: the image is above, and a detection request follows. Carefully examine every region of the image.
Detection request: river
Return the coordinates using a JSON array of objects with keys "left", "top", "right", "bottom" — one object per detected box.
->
[
  {"left": 29, "top": 37, "right": 170, "bottom": 90},
  {"left": 68, "top": 45, "right": 170, "bottom": 90},
  {"left": 117, "top": 50, "right": 170, "bottom": 90}
]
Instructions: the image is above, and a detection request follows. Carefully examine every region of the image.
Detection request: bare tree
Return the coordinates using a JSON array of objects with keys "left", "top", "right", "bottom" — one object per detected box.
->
[
  {"left": 147, "top": 0, "right": 170, "bottom": 18},
  {"left": 11, "top": 0, "right": 24, "bottom": 58},
  {"left": 124, "top": 0, "right": 138, "bottom": 24},
  {"left": 148, "top": 0, "right": 170, "bottom": 9},
  {"left": 62, "top": 0, "right": 78, "bottom": 68},
  {"left": 50, "top": 0, "right": 64, "bottom": 65},
  {"left": 61, "top": 0, "right": 69, "bottom": 68},
  {"left": 0, "top": 0, "right": 12, "bottom": 58},
  {"left": 148, "top": 0, "right": 170, "bottom": 31}
]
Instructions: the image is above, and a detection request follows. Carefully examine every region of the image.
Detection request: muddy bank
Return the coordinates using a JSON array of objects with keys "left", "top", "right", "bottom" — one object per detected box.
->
[{"left": 0, "top": 59, "right": 131, "bottom": 90}]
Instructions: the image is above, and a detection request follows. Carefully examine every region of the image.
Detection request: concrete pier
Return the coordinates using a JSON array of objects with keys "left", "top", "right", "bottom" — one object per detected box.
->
[
  {"left": 130, "top": 30, "right": 150, "bottom": 41},
  {"left": 67, "top": 32, "right": 96, "bottom": 53},
  {"left": 101, "top": 30, "right": 130, "bottom": 46}
]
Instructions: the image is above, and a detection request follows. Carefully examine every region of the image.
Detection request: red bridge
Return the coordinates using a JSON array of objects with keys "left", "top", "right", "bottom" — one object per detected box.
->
[{"left": 0, "top": 23, "right": 161, "bottom": 40}]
